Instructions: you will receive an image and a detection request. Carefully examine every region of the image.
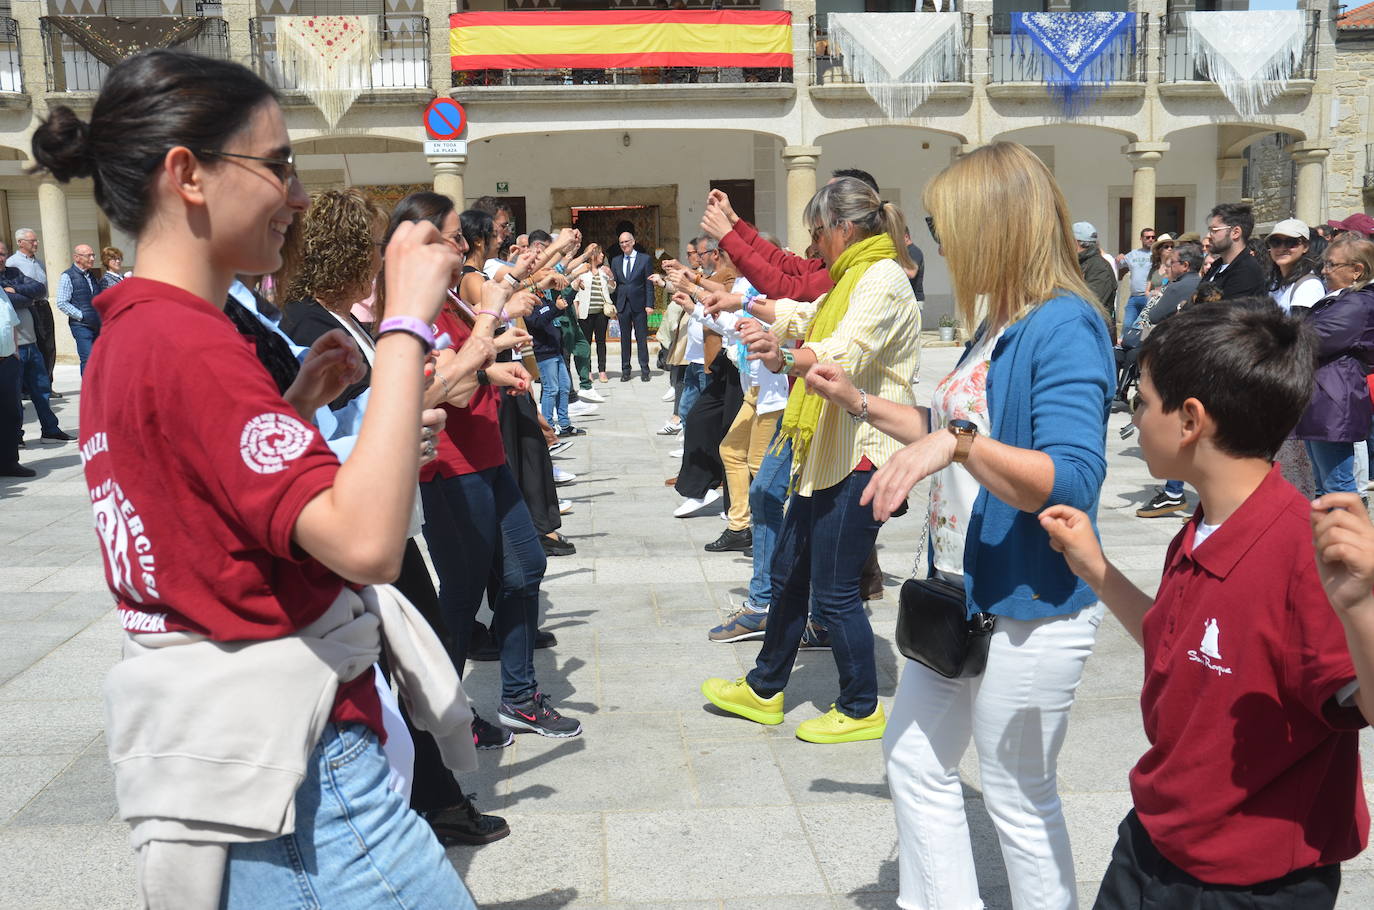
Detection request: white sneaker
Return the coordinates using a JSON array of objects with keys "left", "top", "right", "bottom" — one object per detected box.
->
[
  {"left": 568, "top": 401, "right": 599, "bottom": 418},
  {"left": 720, "top": 511, "right": 729, "bottom": 520},
  {"left": 553, "top": 467, "right": 577, "bottom": 485},
  {"left": 670, "top": 447, "right": 684, "bottom": 459},
  {"left": 661, "top": 389, "right": 675, "bottom": 402},
  {"left": 577, "top": 388, "right": 605, "bottom": 404},
  {"left": 559, "top": 499, "right": 574, "bottom": 515},
  {"left": 673, "top": 487, "right": 723, "bottom": 518},
  {"left": 657, "top": 421, "right": 682, "bottom": 436}
]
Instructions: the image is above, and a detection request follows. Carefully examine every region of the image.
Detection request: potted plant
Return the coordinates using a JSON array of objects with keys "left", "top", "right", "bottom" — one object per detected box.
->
[{"left": 937, "top": 314, "right": 956, "bottom": 342}]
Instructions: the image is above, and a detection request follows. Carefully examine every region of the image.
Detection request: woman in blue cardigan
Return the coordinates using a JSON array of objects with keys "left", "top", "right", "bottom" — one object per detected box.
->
[{"left": 806, "top": 142, "right": 1114, "bottom": 909}]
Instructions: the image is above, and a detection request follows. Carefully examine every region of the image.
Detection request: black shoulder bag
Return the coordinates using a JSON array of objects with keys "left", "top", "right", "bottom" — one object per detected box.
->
[{"left": 895, "top": 524, "right": 996, "bottom": 679}]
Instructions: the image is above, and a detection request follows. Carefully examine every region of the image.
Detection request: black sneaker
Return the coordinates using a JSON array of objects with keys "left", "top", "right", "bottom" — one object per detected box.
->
[
  {"left": 498, "top": 691, "right": 583, "bottom": 738},
  {"left": 541, "top": 533, "right": 576, "bottom": 557},
  {"left": 1136, "top": 489, "right": 1187, "bottom": 518},
  {"left": 0, "top": 463, "right": 36, "bottom": 478},
  {"left": 425, "top": 792, "right": 510, "bottom": 846},
  {"left": 705, "top": 527, "right": 753, "bottom": 553},
  {"left": 620, "top": 371, "right": 633, "bottom": 382},
  {"left": 472, "top": 712, "right": 514, "bottom": 749},
  {"left": 557, "top": 425, "right": 587, "bottom": 438},
  {"left": 40, "top": 429, "right": 74, "bottom": 442},
  {"left": 548, "top": 440, "right": 574, "bottom": 456},
  {"left": 535, "top": 628, "right": 557, "bottom": 649},
  {"left": 640, "top": 370, "right": 651, "bottom": 382}
]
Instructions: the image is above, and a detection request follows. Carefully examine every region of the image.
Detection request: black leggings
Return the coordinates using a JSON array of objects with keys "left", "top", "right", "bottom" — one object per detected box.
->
[{"left": 580, "top": 314, "right": 608, "bottom": 373}]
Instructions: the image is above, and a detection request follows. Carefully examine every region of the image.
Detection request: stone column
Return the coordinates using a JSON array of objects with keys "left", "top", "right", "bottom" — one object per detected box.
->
[
  {"left": 781, "top": 144, "right": 821, "bottom": 254},
  {"left": 430, "top": 156, "right": 467, "bottom": 211},
  {"left": 219, "top": 0, "right": 254, "bottom": 66},
  {"left": 1123, "top": 142, "right": 1169, "bottom": 247},
  {"left": 1290, "top": 142, "right": 1330, "bottom": 227},
  {"left": 37, "top": 176, "right": 74, "bottom": 363}
]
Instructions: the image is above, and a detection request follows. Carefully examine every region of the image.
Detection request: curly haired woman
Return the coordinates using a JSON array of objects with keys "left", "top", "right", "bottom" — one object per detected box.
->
[{"left": 279, "top": 187, "right": 387, "bottom": 410}]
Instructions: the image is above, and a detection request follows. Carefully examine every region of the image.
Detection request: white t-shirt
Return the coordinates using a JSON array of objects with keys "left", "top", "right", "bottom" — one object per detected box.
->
[
  {"left": 1271, "top": 275, "right": 1326, "bottom": 313},
  {"left": 1194, "top": 519, "right": 1221, "bottom": 548},
  {"left": 927, "top": 328, "right": 1004, "bottom": 576}
]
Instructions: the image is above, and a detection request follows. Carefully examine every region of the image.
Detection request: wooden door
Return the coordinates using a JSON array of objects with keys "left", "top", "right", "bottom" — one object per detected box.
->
[{"left": 1118, "top": 196, "right": 1186, "bottom": 254}]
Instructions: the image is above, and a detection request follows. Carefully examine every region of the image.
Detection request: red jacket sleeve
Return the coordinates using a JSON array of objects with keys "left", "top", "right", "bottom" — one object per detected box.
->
[{"left": 720, "top": 220, "right": 833, "bottom": 302}]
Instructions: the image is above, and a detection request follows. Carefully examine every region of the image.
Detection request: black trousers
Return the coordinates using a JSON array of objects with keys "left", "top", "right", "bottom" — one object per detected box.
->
[
  {"left": 32, "top": 301, "right": 56, "bottom": 380},
  {"left": 675, "top": 354, "right": 743, "bottom": 501},
  {"left": 0, "top": 354, "right": 21, "bottom": 467},
  {"left": 618, "top": 309, "right": 650, "bottom": 373},
  {"left": 500, "top": 390, "right": 561, "bottom": 536},
  {"left": 1094, "top": 810, "right": 1339, "bottom": 910},
  {"left": 385, "top": 538, "right": 465, "bottom": 815},
  {"left": 581, "top": 314, "right": 609, "bottom": 373}
]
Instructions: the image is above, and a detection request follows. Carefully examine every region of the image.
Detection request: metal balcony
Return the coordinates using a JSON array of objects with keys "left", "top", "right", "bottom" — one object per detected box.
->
[
  {"left": 809, "top": 12, "right": 973, "bottom": 87},
  {"left": 40, "top": 16, "right": 228, "bottom": 93},
  {"left": 250, "top": 14, "right": 431, "bottom": 92},
  {"left": 1159, "top": 8, "right": 1319, "bottom": 84},
  {"left": 988, "top": 12, "right": 1149, "bottom": 85}
]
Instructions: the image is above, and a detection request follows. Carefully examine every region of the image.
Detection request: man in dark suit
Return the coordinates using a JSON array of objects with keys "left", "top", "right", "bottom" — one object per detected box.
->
[{"left": 610, "top": 230, "right": 654, "bottom": 381}]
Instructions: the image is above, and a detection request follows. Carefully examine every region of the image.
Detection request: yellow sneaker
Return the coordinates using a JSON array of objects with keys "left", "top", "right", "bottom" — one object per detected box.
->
[
  {"left": 795, "top": 703, "right": 886, "bottom": 744},
  {"left": 701, "top": 676, "right": 784, "bottom": 725}
]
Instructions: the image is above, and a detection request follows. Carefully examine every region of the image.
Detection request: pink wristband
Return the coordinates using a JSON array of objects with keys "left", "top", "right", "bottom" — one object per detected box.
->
[
  {"left": 477, "top": 309, "right": 504, "bottom": 320},
  {"left": 377, "top": 316, "right": 435, "bottom": 351}
]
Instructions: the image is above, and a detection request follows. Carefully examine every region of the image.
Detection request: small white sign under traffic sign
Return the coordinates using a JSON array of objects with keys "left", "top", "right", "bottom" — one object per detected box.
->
[{"left": 424, "top": 139, "right": 468, "bottom": 157}]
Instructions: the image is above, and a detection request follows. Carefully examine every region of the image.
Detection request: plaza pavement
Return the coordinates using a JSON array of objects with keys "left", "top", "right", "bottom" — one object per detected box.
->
[{"left": 4, "top": 345, "right": 1374, "bottom": 909}]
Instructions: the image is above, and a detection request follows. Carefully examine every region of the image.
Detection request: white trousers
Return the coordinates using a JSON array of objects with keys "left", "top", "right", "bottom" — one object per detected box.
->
[{"left": 883, "top": 603, "right": 1104, "bottom": 910}]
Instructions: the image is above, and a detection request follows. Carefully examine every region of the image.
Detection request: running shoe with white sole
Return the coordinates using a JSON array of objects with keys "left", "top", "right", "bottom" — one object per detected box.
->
[
  {"left": 657, "top": 421, "right": 682, "bottom": 436},
  {"left": 498, "top": 692, "right": 583, "bottom": 737},
  {"left": 559, "top": 499, "right": 574, "bottom": 515},
  {"left": 577, "top": 388, "right": 605, "bottom": 404},
  {"left": 553, "top": 467, "right": 577, "bottom": 485},
  {"left": 568, "top": 401, "right": 599, "bottom": 418},
  {"left": 674, "top": 487, "right": 723, "bottom": 518}
]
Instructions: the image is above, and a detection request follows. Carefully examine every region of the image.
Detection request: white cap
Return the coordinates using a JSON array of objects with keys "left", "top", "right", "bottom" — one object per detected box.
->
[
  {"left": 1269, "top": 218, "right": 1310, "bottom": 240},
  {"left": 1072, "top": 222, "right": 1097, "bottom": 243}
]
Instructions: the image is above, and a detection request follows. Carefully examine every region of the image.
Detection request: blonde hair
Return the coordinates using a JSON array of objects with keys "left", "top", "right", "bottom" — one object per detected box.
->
[
  {"left": 923, "top": 141, "right": 1097, "bottom": 333},
  {"left": 803, "top": 177, "right": 915, "bottom": 272},
  {"left": 1329, "top": 236, "right": 1374, "bottom": 291}
]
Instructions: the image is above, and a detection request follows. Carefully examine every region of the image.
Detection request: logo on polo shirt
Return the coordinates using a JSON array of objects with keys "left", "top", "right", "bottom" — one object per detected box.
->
[
  {"left": 1187, "top": 617, "right": 1233, "bottom": 676},
  {"left": 239, "top": 413, "right": 313, "bottom": 475}
]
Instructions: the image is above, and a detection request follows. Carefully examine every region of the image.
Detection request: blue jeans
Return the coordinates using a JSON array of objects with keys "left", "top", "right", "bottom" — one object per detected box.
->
[
  {"left": 420, "top": 465, "right": 546, "bottom": 703},
  {"left": 536, "top": 354, "right": 570, "bottom": 429},
  {"left": 1305, "top": 440, "right": 1357, "bottom": 496},
  {"left": 222, "top": 724, "right": 474, "bottom": 910},
  {"left": 1123, "top": 294, "right": 1147, "bottom": 334},
  {"left": 748, "top": 469, "right": 884, "bottom": 718},
  {"left": 678, "top": 362, "right": 708, "bottom": 419},
  {"left": 69, "top": 322, "right": 98, "bottom": 375},
  {"left": 17, "top": 343, "right": 59, "bottom": 435},
  {"left": 1163, "top": 479, "right": 1184, "bottom": 497},
  {"left": 747, "top": 432, "right": 792, "bottom": 607}
]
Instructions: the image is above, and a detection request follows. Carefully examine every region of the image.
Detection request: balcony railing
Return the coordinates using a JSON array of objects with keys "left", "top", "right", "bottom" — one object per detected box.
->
[
  {"left": 40, "top": 17, "right": 228, "bottom": 93},
  {"left": 1160, "top": 9, "right": 1320, "bottom": 84},
  {"left": 251, "top": 15, "right": 431, "bottom": 92},
  {"left": 989, "top": 13, "right": 1148, "bottom": 84},
  {"left": 1364, "top": 144, "right": 1374, "bottom": 191},
  {"left": 0, "top": 18, "right": 20, "bottom": 93},
  {"left": 809, "top": 13, "right": 973, "bottom": 87},
  {"left": 453, "top": 64, "right": 789, "bottom": 88}
]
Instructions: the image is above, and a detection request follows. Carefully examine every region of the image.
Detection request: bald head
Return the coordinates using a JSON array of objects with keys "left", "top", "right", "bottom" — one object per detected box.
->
[
  {"left": 618, "top": 232, "right": 635, "bottom": 255},
  {"left": 74, "top": 244, "right": 96, "bottom": 268}
]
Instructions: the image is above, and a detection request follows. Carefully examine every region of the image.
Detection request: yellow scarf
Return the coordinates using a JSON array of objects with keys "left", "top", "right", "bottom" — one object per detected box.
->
[{"left": 773, "top": 231, "right": 897, "bottom": 476}]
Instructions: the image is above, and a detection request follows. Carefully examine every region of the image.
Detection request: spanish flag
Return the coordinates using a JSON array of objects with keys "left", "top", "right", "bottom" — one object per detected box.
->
[{"left": 449, "top": 10, "right": 794, "bottom": 71}]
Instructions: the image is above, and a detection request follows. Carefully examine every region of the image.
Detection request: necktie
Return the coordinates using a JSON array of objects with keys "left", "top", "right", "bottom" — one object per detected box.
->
[{"left": 625, "top": 254, "right": 633, "bottom": 278}]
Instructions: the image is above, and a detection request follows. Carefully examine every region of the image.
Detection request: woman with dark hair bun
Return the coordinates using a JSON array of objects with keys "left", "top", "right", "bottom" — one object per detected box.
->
[{"left": 35, "top": 50, "right": 487, "bottom": 907}]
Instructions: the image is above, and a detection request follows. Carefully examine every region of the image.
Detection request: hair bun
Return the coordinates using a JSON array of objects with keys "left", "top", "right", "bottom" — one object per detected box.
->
[{"left": 30, "top": 106, "right": 92, "bottom": 182}]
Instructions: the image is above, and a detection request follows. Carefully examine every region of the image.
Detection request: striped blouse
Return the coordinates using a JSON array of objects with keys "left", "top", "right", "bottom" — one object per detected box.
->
[{"left": 772, "top": 257, "right": 922, "bottom": 496}]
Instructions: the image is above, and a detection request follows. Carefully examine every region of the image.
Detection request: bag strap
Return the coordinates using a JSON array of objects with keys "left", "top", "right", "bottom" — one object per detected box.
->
[{"left": 910, "top": 519, "right": 928, "bottom": 581}]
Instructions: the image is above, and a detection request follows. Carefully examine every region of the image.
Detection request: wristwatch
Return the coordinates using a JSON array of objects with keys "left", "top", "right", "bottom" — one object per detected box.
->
[{"left": 948, "top": 419, "right": 978, "bottom": 464}]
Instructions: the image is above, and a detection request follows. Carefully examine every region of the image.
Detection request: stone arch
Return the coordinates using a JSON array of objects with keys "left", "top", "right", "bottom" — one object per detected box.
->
[{"left": 813, "top": 122, "right": 971, "bottom": 147}]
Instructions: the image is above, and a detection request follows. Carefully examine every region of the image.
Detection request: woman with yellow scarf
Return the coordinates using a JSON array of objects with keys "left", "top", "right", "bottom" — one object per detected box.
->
[{"left": 699, "top": 177, "right": 921, "bottom": 744}]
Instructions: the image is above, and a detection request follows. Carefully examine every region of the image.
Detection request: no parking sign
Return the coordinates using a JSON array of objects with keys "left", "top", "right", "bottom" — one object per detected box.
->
[{"left": 424, "top": 98, "right": 466, "bottom": 140}]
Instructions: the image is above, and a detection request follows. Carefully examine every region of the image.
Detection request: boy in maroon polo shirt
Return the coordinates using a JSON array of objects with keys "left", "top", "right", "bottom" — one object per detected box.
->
[{"left": 1041, "top": 300, "right": 1370, "bottom": 908}]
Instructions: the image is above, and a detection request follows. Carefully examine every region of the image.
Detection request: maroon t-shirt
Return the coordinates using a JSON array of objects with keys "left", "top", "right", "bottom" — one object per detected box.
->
[
  {"left": 80, "top": 278, "right": 381, "bottom": 735},
  {"left": 1132, "top": 465, "right": 1367, "bottom": 884},
  {"left": 420, "top": 309, "right": 506, "bottom": 482}
]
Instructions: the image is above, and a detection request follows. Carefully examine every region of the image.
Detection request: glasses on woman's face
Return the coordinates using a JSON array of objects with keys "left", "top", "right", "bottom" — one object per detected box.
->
[
  {"left": 198, "top": 148, "right": 298, "bottom": 190},
  {"left": 809, "top": 224, "right": 824, "bottom": 244},
  {"left": 925, "top": 215, "right": 940, "bottom": 246},
  {"left": 1267, "top": 236, "right": 1304, "bottom": 251}
]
